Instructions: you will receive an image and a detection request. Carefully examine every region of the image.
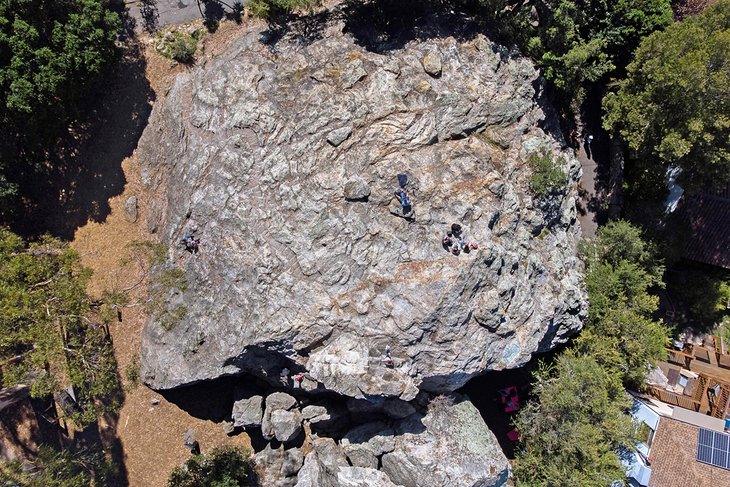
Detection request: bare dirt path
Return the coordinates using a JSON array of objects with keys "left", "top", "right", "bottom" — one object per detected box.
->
[{"left": 69, "top": 19, "right": 253, "bottom": 487}]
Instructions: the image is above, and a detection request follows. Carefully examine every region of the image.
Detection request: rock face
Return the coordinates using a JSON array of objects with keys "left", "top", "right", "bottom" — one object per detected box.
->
[
  {"left": 381, "top": 394, "right": 509, "bottom": 487},
  {"left": 232, "top": 395, "right": 263, "bottom": 428},
  {"left": 138, "top": 22, "right": 587, "bottom": 399}
]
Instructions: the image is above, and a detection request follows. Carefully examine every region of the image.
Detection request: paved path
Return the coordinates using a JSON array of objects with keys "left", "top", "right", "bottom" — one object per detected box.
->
[
  {"left": 576, "top": 140, "right": 599, "bottom": 238},
  {"left": 126, "top": 0, "right": 203, "bottom": 33}
]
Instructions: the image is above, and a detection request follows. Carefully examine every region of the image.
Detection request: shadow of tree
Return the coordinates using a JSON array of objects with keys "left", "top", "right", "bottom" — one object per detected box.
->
[
  {"left": 260, "top": 0, "right": 507, "bottom": 52},
  {"left": 140, "top": 0, "right": 160, "bottom": 33},
  {"left": 12, "top": 39, "right": 155, "bottom": 241}
]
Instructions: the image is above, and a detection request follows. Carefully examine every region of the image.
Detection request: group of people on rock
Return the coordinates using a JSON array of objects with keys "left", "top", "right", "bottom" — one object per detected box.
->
[
  {"left": 442, "top": 223, "right": 478, "bottom": 256},
  {"left": 181, "top": 234, "right": 201, "bottom": 254}
]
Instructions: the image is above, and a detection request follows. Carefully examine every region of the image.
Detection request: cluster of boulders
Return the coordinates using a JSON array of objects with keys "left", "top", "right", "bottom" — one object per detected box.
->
[{"left": 231, "top": 389, "right": 509, "bottom": 487}]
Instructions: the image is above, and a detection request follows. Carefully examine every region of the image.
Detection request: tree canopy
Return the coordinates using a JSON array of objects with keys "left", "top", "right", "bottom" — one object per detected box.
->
[
  {"left": 513, "top": 352, "right": 636, "bottom": 486},
  {"left": 512, "top": 0, "right": 673, "bottom": 102},
  {"left": 0, "top": 228, "right": 121, "bottom": 425},
  {"left": 514, "top": 221, "right": 668, "bottom": 484},
  {"left": 603, "top": 0, "right": 730, "bottom": 190},
  {"left": 168, "top": 445, "right": 255, "bottom": 487},
  {"left": 0, "top": 0, "right": 120, "bottom": 208},
  {"left": 578, "top": 220, "right": 668, "bottom": 387}
]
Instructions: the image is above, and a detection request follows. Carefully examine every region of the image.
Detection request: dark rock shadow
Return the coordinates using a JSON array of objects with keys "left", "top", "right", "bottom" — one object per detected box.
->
[
  {"left": 458, "top": 345, "right": 565, "bottom": 459},
  {"left": 11, "top": 38, "right": 155, "bottom": 240}
]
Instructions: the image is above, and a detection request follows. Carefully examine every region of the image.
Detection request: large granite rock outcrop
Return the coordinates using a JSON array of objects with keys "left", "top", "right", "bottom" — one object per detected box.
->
[
  {"left": 138, "top": 21, "right": 587, "bottom": 398},
  {"left": 381, "top": 394, "right": 509, "bottom": 486}
]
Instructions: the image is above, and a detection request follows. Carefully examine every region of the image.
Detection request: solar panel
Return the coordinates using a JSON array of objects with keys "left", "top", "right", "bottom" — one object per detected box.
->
[{"left": 697, "top": 428, "right": 730, "bottom": 470}]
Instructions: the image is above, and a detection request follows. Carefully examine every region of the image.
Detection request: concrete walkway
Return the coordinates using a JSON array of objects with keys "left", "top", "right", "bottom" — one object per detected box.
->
[
  {"left": 126, "top": 0, "right": 203, "bottom": 33},
  {"left": 576, "top": 140, "right": 599, "bottom": 238}
]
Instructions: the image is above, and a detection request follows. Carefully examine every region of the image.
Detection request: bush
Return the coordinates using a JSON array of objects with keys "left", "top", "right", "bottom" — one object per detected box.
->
[
  {"left": 156, "top": 30, "right": 202, "bottom": 64},
  {"left": 247, "top": 0, "right": 320, "bottom": 18},
  {"left": 527, "top": 150, "right": 567, "bottom": 196},
  {"left": 125, "top": 356, "right": 140, "bottom": 389},
  {"left": 168, "top": 445, "right": 255, "bottom": 487},
  {"left": 148, "top": 266, "right": 189, "bottom": 331}
]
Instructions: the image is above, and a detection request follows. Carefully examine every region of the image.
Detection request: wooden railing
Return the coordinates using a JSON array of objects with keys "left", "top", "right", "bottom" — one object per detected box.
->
[
  {"left": 647, "top": 386, "right": 702, "bottom": 412},
  {"left": 693, "top": 375, "right": 709, "bottom": 403},
  {"left": 711, "top": 384, "right": 730, "bottom": 418},
  {"left": 667, "top": 349, "right": 693, "bottom": 369}
]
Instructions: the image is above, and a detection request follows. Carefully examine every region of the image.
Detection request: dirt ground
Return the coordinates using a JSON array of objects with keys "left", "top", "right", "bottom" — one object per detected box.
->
[{"left": 69, "top": 19, "right": 256, "bottom": 487}]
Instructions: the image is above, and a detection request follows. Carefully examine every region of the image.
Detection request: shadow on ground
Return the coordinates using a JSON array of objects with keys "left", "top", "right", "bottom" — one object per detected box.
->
[
  {"left": 262, "top": 0, "right": 508, "bottom": 53},
  {"left": 12, "top": 40, "right": 155, "bottom": 241}
]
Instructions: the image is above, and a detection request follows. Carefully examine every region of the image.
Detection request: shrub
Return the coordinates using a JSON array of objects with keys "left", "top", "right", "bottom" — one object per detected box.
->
[
  {"left": 156, "top": 30, "right": 203, "bottom": 64},
  {"left": 528, "top": 150, "right": 567, "bottom": 196},
  {"left": 168, "top": 445, "right": 255, "bottom": 487}
]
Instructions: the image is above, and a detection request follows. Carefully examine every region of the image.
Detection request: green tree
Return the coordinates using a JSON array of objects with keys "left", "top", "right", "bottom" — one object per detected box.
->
[
  {"left": 247, "top": 0, "right": 320, "bottom": 18},
  {"left": 520, "top": 0, "right": 673, "bottom": 103},
  {"left": 528, "top": 150, "right": 567, "bottom": 196},
  {"left": 0, "top": 228, "right": 122, "bottom": 426},
  {"left": 578, "top": 220, "right": 668, "bottom": 387},
  {"left": 603, "top": 0, "right": 730, "bottom": 190},
  {"left": 513, "top": 352, "right": 636, "bottom": 486},
  {"left": 0, "top": 446, "right": 94, "bottom": 487},
  {"left": 168, "top": 445, "right": 255, "bottom": 487},
  {"left": 0, "top": 0, "right": 121, "bottom": 210}
]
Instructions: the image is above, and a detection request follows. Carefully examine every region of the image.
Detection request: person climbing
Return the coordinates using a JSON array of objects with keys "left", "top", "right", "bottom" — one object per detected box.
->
[
  {"left": 181, "top": 234, "right": 201, "bottom": 254},
  {"left": 383, "top": 345, "right": 394, "bottom": 367},
  {"left": 586, "top": 134, "right": 594, "bottom": 145},
  {"left": 451, "top": 243, "right": 461, "bottom": 256},
  {"left": 280, "top": 367, "right": 290, "bottom": 385},
  {"left": 442, "top": 232, "right": 454, "bottom": 248},
  {"left": 394, "top": 189, "right": 412, "bottom": 211}
]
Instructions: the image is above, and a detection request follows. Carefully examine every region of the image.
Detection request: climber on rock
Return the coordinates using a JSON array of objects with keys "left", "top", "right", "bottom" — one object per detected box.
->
[
  {"left": 182, "top": 234, "right": 201, "bottom": 254},
  {"left": 394, "top": 189, "right": 412, "bottom": 212},
  {"left": 382, "top": 345, "right": 394, "bottom": 367},
  {"left": 442, "top": 232, "right": 454, "bottom": 248}
]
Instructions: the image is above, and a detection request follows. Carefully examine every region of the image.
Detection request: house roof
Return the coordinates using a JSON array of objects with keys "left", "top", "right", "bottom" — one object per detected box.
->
[
  {"left": 683, "top": 184, "right": 730, "bottom": 269},
  {"left": 649, "top": 417, "right": 730, "bottom": 487}
]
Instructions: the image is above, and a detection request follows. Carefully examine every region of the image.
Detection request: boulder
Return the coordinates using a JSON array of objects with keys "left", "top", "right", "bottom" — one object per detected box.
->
[
  {"left": 295, "top": 450, "right": 337, "bottom": 487},
  {"left": 232, "top": 395, "right": 263, "bottom": 428},
  {"left": 255, "top": 444, "right": 304, "bottom": 486},
  {"left": 343, "top": 177, "right": 370, "bottom": 201},
  {"left": 422, "top": 50, "right": 442, "bottom": 77},
  {"left": 380, "top": 394, "right": 510, "bottom": 487},
  {"left": 271, "top": 408, "right": 304, "bottom": 443},
  {"left": 337, "top": 467, "right": 401, "bottom": 487},
  {"left": 263, "top": 392, "right": 298, "bottom": 440},
  {"left": 301, "top": 405, "right": 328, "bottom": 421},
  {"left": 340, "top": 421, "right": 395, "bottom": 469},
  {"left": 327, "top": 126, "right": 353, "bottom": 147},
  {"left": 281, "top": 448, "right": 305, "bottom": 478},
  {"left": 267, "top": 392, "right": 298, "bottom": 411},
  {"left": 124, "top": 195, "right": 138, "bottom": 223},
  {"left": 312, "top": 437, "right": 349, "bottom": 471},
  {"left": 139, "top": 14, "right": 587, "bottom": 399}
]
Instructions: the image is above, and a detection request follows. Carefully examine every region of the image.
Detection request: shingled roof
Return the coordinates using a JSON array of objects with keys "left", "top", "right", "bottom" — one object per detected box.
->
[{"left": 683, "top": 183, "right": 730, "bottom": 270}]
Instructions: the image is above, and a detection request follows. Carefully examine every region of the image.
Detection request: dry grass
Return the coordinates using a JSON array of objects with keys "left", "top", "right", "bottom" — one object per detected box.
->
[{"left": 69, "top": 21, "right": 255, "bottom": 487}]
